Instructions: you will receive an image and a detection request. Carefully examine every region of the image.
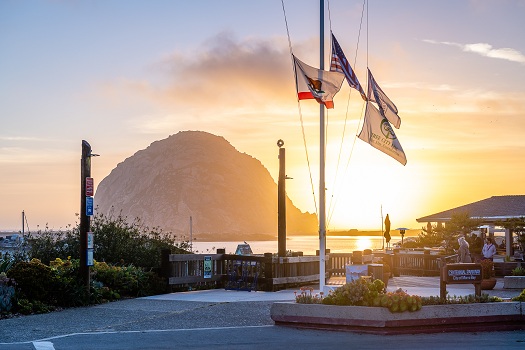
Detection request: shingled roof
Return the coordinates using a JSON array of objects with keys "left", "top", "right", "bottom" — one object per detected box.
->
[{"left": 416, "top": 195, "right": 525, "bottom": 223}]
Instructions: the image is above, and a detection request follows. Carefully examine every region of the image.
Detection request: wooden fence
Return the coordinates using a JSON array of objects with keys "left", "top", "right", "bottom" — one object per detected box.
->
[{"left": 161, "top": 250, "right": 519, "bottom": 291}]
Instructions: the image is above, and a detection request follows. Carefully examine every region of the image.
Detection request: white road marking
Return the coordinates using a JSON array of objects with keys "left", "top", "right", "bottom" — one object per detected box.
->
[{"left": 32, "top": 341, "right": 55, "bottom": 350}]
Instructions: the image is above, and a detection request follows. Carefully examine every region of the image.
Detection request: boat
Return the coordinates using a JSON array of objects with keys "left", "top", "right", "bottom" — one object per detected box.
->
[{"left": 285, "top": 0, "right": 407, "bottom": 289}]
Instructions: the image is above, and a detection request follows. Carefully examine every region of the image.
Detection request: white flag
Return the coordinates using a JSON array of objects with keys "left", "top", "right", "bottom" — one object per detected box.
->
[
  {"left": 294, "top": 55, "right": 345, "bottom": 109},
  {"left": 358, "top": 102, "right": 407, "bottom": 165},
  {"left": 367, "top": 69, "right": 401, "bottom": 129}
]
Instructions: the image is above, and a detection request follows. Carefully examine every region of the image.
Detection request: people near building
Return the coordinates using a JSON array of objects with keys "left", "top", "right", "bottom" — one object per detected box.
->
[
  {"left": 468, "top": 233, "right": 483, "bottom": 262},
  {"left": 457, "top": 236, "right": 472, "bottom": 263},
  {"left": 482, "top": 237, "right": 497, "bottom": 261}
]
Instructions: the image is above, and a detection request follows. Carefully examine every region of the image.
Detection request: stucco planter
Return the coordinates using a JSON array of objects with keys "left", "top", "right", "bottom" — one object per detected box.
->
[
  {"left": 270, "top": 301, "right": 525, "bottom": 334},
  {"left": 504, "top": 276, "right": 525, "bottom": 289}
]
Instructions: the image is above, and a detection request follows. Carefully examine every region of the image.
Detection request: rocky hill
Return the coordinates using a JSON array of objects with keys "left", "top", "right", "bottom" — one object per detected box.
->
[{"left": 95, "top": 131, "right": 318, "bottom": 240}]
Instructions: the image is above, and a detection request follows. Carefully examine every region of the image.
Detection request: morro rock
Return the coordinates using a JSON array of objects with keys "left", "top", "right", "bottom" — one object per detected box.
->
[{"left": 95, "top": 131, "right": 317, "bottom": 240}]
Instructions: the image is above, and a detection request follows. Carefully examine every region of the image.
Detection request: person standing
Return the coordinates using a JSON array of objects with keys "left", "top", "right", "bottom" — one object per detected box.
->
[
  {"left": 458, "top": 236, "right": 472, "bottom": 263},
  {"left": 482, "top": 237, "right": 497, "bottom": 261}
]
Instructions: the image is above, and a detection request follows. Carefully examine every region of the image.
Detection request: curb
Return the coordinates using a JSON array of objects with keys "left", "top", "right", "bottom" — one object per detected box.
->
[{"left": 270, "top": 301, "right": 525, "bottom": 334}]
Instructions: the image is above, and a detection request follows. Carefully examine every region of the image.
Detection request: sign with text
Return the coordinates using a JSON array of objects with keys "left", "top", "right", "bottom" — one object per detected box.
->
[
  {"left": 87, "top": 249, "right": 94, "bottom": 266},
  {"left": 443, "top": 263, "right": 482, "bottom": 284},
  {"left": 87, "top": 232, "right": 94, "bottom": 249},
  {"left": 86, "top": 177, "right": 94, "bottom": 197},
  {"left": 204, "top": 256, "right": 212, "bottom": 279},
  {"left": 86, "top": 197, "right": 94, "bottom": 216}
]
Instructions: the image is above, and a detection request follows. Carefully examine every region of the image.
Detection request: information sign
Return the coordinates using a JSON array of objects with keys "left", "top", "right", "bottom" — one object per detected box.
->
[
  {"left": 87, "top": 249, "right": 94, "bottom": 266},
  {"left": 86, "top": 177, "right": 94, "bottom": 197},
  {"left": 204, "top": 256, "right": 212, "bottom": 279},
  {"left": 87, "top": 232, "right": 94, "bottom": 249},
  {"left": 86, "top": 197, "right": 94, "bottom": 216}
]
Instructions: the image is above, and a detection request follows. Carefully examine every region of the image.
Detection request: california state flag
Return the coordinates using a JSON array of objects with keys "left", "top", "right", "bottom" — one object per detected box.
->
[
  {"left": 358, "top": 102, "right": 407, "bottom": 165},
  {"left": 293, "top": 55, "right": 344, "bottom": 109}
]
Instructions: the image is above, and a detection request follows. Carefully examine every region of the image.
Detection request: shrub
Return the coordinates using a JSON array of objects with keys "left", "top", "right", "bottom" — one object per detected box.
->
[
  {"left": 511, "top": 266, "right": 525, "bottom": 276},
  {"left": 7, "top": 259, "right": 60, "bottom": 306},
  {"left": 294, "top": 287, "right": 323, "bottom": 304},
  {"left": 423, "top": 293, "right": 502, "bottom": 305},
  {"left": 322, "top": 278, "right": 385, "bottom": 306},
  {"left": 512, "top": 289, "right": 525, "bottom": 302},
  {"left": 0, "top": 273, "right": 16, "bottom": 312}
]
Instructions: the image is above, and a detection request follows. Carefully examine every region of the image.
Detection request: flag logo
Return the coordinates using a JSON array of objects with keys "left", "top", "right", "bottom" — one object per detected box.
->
[{"left": 380, "top": 119, "right": 396, "bottom": 139}]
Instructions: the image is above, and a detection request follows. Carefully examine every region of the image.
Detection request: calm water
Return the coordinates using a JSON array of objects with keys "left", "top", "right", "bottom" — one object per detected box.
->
[{"left": 191, "top": 234, "right": 411, "bottom": 255}]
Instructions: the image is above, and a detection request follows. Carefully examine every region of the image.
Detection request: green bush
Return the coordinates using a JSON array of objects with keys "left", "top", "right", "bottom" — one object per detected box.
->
[
  {"left": 0, "top": 273, "right": 16, "bottom": 312},
  {"left": 512, "top": 266, "right": 525, "bottom": 276},
  {"left": 322, "top": 278, "right": 385, "bottom": 306},
  {"left": 512, "top": 289, "right": 525, "bottom": 302},
  {"left": 7, "top": 259, "right": 60, "bottom": 306},
  {"left": 27, "top": 212, "right": 191, "bottom": 268}
]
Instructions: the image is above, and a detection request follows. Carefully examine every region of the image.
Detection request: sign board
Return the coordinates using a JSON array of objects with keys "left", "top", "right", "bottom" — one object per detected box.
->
[
  {"left": 86, "top": 177, "right": 94, "bottom": 197},
  {"left": 443, "top": 263, "right": 482, "bottom": 284},
  {"left": 87, "top": 232, "right": 94, "bottom": 249},
  {"left": 440, "top": 263, "right": 482, "bottom": 299},
  {"left": 204, "top": 256, "right": 212, "bottom": 279},
  {"left": 86, "top": 197, "right": 94, "bottom": 216},
  {"left": 87, "top": 249, "right": 94, "bottom": 266}
]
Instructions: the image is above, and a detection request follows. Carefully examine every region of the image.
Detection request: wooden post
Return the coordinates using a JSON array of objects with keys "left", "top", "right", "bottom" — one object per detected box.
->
[
  {"left": 277, "top": 140, "right": 286, "bottom": 257},
  {"left": 80, "top": 140, "right": 91, "bottom": 291},
  {"left": 264, "top": 252, "right": 274, "bottom": 291}
]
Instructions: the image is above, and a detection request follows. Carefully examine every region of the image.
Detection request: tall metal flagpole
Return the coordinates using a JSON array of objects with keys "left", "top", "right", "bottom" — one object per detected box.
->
[{"left": 319, "top": 0, "right": 326, "bottom": 291}]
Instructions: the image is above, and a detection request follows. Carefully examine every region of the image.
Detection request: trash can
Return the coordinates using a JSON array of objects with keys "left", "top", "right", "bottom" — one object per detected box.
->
[
  {"left": 352, "top": 250, "right": 363, "bottom": 264},
  {"left": 368, "top": 264, "right": 384, "bottom": 281}
]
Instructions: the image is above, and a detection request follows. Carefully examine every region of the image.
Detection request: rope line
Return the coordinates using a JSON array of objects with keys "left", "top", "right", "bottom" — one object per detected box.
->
[
  {"left": 327, "top": 0, "right": 367, "bottom": 227},
  {"left": 281, "top": 0, "right": 318, "bottom": 216}
]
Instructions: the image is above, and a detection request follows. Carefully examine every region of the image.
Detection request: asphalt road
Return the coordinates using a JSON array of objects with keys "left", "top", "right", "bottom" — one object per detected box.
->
[
  {"left": 1, "top": 285, "right": 525, "bottom": 349},
  {"left": 1, "top": 298, "right": 525, "bottom": 350}
]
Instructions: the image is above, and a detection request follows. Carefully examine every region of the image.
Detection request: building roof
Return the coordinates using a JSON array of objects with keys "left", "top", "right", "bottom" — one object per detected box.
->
[{"left": 416, "top": 195, "right": 525, "bottom": 223}]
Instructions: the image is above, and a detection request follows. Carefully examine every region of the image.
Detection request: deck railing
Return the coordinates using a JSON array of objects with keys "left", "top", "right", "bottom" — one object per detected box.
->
[{"left": 161, "top": 249, "right": 517, "bottom": 291}]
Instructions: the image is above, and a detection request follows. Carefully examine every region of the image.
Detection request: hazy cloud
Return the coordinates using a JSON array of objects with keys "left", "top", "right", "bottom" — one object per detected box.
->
[{"left": 423, "top": 39, "right": 525, "bottom": 64}]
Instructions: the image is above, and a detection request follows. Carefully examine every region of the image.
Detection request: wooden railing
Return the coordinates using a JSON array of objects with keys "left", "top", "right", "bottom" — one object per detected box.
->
[
  {"left": 162, "top": 251, "right": 320, "bottom": 291},
  {"left": 162, "top": 250, "right": 516, "bottom": 291}
]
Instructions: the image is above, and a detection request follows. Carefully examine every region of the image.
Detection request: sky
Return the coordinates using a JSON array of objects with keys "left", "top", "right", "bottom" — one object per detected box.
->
[{"left": 1, "top": 0, "right": 525, "bottom": 233}]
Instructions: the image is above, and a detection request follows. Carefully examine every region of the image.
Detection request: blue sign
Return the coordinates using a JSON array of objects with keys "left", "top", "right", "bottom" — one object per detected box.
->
[
  {"left": 86, "top": 196, "right": 94, "bottom": 216},
  {"left": 204, "top": 256, "right": 212, "bottom": 279}
]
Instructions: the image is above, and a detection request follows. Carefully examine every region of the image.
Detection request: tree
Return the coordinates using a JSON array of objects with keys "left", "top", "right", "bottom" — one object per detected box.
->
[{"left": 417, "top": 212, "right": 482, "bottom": 254}]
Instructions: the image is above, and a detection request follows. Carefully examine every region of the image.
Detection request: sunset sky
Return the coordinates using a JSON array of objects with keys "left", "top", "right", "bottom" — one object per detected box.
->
[{"left": 1, "top": 0, "right": 525, "bottom": 232}]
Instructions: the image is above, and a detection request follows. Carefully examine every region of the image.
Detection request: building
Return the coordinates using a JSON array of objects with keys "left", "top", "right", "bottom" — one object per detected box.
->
[{"left": 416, "top": 195, "right": 525, "bottom": 257}]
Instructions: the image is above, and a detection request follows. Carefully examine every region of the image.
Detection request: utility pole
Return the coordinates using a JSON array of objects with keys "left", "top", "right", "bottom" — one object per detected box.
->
[
  {"left": 80, "top": 140, "right": 97, "bottom": 291},
  {"left": 277, "top": 139, "right": 286, "bottom": 257}
]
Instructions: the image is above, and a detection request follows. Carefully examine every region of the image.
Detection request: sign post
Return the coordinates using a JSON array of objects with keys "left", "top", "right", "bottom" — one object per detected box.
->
[
  {"left": 440, "top": 263, "right": 482, "bottom": 300},
  {"left": 80, "top": 141, "right": 98, "bottom": 291}
]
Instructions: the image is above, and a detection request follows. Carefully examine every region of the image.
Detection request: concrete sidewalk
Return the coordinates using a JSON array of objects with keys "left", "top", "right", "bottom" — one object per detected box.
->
[{"left": 143, "top": 276, "right": 521, "bottom": 303}]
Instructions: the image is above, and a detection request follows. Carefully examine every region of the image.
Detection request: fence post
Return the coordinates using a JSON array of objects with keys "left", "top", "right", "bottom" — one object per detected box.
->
[
  {"left": 160, "top": 249, "right": 171, "bottom": 292},
  {"left": 423, "top": 250, "right": 431, "bottom": 276},
  {"left": 264, "top": 253, "right": 273, "bottom": 292}
]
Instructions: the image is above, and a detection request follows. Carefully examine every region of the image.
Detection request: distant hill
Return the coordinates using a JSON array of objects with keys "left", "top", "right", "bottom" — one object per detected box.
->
[{"left": 95, "top": 131, "right": 318, "bottom": 240}]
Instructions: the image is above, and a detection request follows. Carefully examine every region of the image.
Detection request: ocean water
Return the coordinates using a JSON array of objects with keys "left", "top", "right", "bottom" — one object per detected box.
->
[{"left": 191, "top": 234, "right": 412, "bottom": 255}]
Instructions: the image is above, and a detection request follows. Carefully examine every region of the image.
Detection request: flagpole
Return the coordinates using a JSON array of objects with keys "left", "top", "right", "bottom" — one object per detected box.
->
[
  {"left": 381, "top": 205, "right": 384, "bottom": 250},
  {"left": 319, "top": 0, "right": 326, "bottom": 291}
]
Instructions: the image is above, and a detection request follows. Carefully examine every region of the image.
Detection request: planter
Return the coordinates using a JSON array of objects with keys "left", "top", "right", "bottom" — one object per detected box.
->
[
  {"left": 270, "top": 301, "right": 525, "bottom": 334},
  {"left": 481, "top": 278, "right": 497, "bottom": 290},
  {"left": 504, "top": 276, "right": 525, "bottom": 289}
]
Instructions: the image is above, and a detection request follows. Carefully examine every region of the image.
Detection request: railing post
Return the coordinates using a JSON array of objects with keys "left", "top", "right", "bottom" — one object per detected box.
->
[
  {"left": 264, "top": 253, "right": 273, "bottom": 292},
  {"left": 423, "top": 250, "right": 431, "bottom": 276},
  {"left": 391, "top": 250, "right": 399, "bottom": 277}
]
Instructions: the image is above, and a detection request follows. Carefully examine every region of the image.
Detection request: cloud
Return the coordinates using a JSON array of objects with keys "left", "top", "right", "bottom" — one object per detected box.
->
[{"left": 423, "top": 39, "right": 525, "bottom": 64}]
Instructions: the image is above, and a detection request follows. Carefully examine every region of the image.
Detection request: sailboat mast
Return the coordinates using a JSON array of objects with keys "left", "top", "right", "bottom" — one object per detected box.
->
[{"left": 319, "top": 0, "right": 326, "bottom": 290}]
